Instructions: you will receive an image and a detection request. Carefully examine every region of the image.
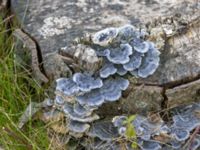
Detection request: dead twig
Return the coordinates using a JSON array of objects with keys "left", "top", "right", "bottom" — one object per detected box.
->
[{"left": 183, "top": 125, "right": 200, "bottom": 150}]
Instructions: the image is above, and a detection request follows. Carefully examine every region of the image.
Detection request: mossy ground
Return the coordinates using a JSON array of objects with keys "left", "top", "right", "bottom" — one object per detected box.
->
[{"left": 0, "top": 12, "right": 50, "bottom": 150}]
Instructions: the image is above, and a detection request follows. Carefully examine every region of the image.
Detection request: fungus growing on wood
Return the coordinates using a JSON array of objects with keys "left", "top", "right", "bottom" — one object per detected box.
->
[
  {"left": 101, "top": 78, "right": 127, "bottom": 102},
  {"left": 130, "top": 38, "right": 149, "bottom": 53},
  {"left": 172, "top": 104, "right": 200, "bottom": 132},
  {"left": 137, "top": 42, "right": 160, "bottom": 78},
  {"left": 77, "top": 77, "right": 129, "bottom": 106},
  {"left": 123, "top": 51, "right": 143, "bottom": 71},
  {"left": 99, "top": 60, "right": 117, "bottom": 78},
  {"left": 73, "top": 103, "right": 94, "bottom": 117},
  {"left": 51, "top": 25, "right": 161, "bottom": 142},
  {"left": 63, "top": 103, "right": 99, "bottom": 122},
  {"left": 115, "top": 64, "right": 127, "bottom": 76},
  {"left": 92, "top": 27, "right": 118, "bottom": 46},
  {"left": 138, "top": 140, "right": 162, "bottom": 150},
  {"left": 105, "top": 43, "right": 133, "bottom": 64},
  {"left": 172, "top": 127, "right": 190, "bottom": 141},
  {"left": 72, "top": 73, "right": 103, "bottom": 92},
  {"left": 56, "top": 73, "right": 103, "bottom": 96},
  {"left": 118, "top": 24, "right": 140, "bottom": 41},
  {"left": 56, "top": 78, "right": 79, "bottom": 96},
  {"left": 36, "top": 24, "right": 163, "bottom": 147},
  {"left": 88, "top": 122, "right": 119, "bottom": 141},
  {"left": 77, "top": 89, "right": 104, "bottom": 107},
  {"left": 55, "top": 95, "right": 65, "bottom": 105},
  {"left": 190, "top": 137, "right": 200, "bottom": 150},
  {"left": 112, "top": 115, "right": 127, "bottom": 127},
  {"left": 68, "top": 120, "right": 90, "bottom": 133}
]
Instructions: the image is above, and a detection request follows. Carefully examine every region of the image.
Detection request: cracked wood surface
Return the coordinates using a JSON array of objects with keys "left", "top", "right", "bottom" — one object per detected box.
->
[
  {"left": 166, "top": 79, "right": 200, "bottom": 108},
  {"left": 13, "top": 29, "right": 49, "bottom": 83},
  {"left": 11, "top": 0, "right": 200, "bottom": 115}
]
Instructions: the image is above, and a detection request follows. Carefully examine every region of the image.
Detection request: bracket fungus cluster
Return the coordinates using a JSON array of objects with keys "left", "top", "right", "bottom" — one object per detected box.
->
[
  {"left": 18, "top": 24, "right": 200, "bottom": 149},
  {"left": 39, "top": 24, "right": 164, "bottom": 149},
  {"left": 94, "top": 25, "right": 160, "bottom": 78},
  {"left": 54, "top": 73, "right": 129, "bottom": 137},
  {"left": 111, "top": 103, "right": 200, "bottom": 150},
  {"left": 51, "top": 25, "right": 160, "bottom": 138}
]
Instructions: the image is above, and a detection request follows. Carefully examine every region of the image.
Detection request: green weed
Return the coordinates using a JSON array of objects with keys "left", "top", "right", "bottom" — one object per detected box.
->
[
  {"left": 0, "top": 14, "right": 50, "bottom": 150},
  {"left": 124, "top": 115, "right": 138, "bottom": 149}
]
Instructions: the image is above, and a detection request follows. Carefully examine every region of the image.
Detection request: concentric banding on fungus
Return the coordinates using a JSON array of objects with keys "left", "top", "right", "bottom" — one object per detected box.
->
[
  {"left": 92, "top": 27, "right": 118, "bottom": 46},
  {"left": 73, "top": 103, "right": 93, "bottom": 117},
  {"left": 118, "top": 24, "right": 140, "bottom": 41},
  {"left": 56, "top": 78, "right": 79, "bottom": 96},
  {"left": 69, "top": 120, "right": 90, "bottom": 133},
  {"left": 106, "top": 43, "right": 133, "bottom": 64},
  {"left": 99, "top": 61, "right": 117, "bottom": 78},
  {"left": 73, "top": 73, "right": 103, "bottom": 92},
  {"left": 77, "top": 89, "right": 104, "bottom": 107},
  {"left": 63, "top": 103, "right": 99, "bottom": 122},
  {"left": 123, "top": 51, "right": 143, "bottom": 71},
  {"left": 130, "top": 38, "right": 150, "bottom": 53}
]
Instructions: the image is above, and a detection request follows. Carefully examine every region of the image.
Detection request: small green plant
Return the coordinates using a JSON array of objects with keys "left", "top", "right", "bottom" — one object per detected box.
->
[{"left": 123, "top": 115, "right": 138, "bottom": 149}]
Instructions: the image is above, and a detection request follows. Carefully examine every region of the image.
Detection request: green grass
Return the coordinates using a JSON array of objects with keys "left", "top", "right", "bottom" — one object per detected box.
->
[{"left": 0, "top": 15, "right": 50, "bottom": 150}]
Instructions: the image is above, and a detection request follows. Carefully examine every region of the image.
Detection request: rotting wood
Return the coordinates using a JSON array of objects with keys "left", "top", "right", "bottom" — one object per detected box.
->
[
  {"left": 10, "top": 0, "right": 200, "bottom": 119},
  {"left": 137, "top": 14, "right": 200, "bottom": 87},
  {"left": 59, "top": 44, "right": 103, "bottom": 75},
  {"left": 13, "top": 29, "right": 49, "bottom": 83},
  {"left": 166, "top": 79, "right": 200, "bottom": 108}
]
